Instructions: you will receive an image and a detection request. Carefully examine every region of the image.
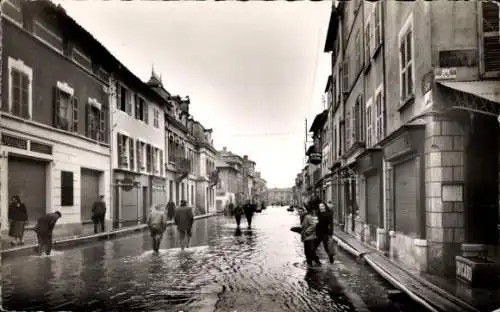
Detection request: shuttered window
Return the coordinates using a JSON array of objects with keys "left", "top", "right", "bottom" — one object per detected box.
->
[
  {"left": 11, "top": 68, "right": 30, "bottom": 119},
  {"left": 482, "top": 1, "right": 500, "bottom": 73},
  {"left": 374, "top": 2, "right": 382, "bottom": 49},
  {"left": 53, "top": 86, "right": 77, "bottom": 132},
  {"left": 61, "top": 171, "right": 74, "bottom": 206},
  {"left": 366, "top": 97, "right": 373, "bottom": 148},
  {"left": 160, "top": 150, "right": 164, "bottom": 176},
  {"left": 129, "top": 139, "right": 135, "bottom": 171},
  {"left": 342, "top": 58, "right": 349, "bottom": 93}
]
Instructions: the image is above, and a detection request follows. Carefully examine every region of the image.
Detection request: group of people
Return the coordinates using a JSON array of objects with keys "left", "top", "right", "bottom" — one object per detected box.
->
[
  {"left": 7, "top": 195, "right": 63, "bottom": 256},
  {"left": 298, "top": 198, "right": 335, "bottom": 267},
  {"left": 7, "top": 193, "right": 195, "bottom": 256},
  {"left": 147, "top": 199, "right": 195, "bottom": 253},
  {"left": 227, "top": 200, "right": 265, "bottom": 229}
]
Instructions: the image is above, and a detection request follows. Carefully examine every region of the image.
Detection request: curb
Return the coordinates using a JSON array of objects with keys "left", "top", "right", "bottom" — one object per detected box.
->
[
  {"left": 1, "top": 213, "right": 217, "bottom": 259},
  {"left": 333, "top": 232, "right": 479, "bottom": 312}
]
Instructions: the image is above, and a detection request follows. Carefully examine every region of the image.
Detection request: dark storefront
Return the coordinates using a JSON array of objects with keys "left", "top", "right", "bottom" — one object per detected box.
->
[
  {"left": 381, "top": 124, "right": 426, "bottom": 240},
  {"left": 357, "top": 149, "right": 383, "bottom": 246}
]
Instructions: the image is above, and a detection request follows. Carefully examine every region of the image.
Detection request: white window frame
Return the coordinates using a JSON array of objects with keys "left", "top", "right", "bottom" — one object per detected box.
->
[
  {"left": 373, "top": 2, "right": 383, "bottom": 53},
  {"left": 366, "top": 97, "right": 373, "bottom": 148},
  {"left": 398, "top": 13, "right": 415, "bottom": 104},
  {"left": 8, "top": 57, "right": 33, "bottom": 119},
  {"left": 375, "top": 84, "right": 385, "bottom": 144},
  {"left": 57, "top": 81, "right": 74, "bottom": 97}
]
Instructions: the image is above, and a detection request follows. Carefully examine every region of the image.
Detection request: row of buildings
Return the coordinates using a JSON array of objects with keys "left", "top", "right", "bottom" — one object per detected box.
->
[
  {"left": 267, "top": 187, "right": 293, "bottom": 206},
  {"left": 295, "top": 0, "right": 500, "bottom": 280},
  {"left": 0, "top": 0, "right": 219, "bottom": 235},
  {"left": 215, "top": 146, "right": 267, "bottom": 211}
]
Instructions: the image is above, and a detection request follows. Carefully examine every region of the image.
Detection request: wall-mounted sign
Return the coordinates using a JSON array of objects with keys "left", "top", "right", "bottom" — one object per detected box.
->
[
  {"left": 442, "top": 184, "right": 463, "bottom": 202},
  {"left": 435, "top": 68, "right": 457, "bottom": 80},
  {"left": 439, "top": 49, "right": 478, "bottom": 68},
  {"left": 456, "top": 258, "right": 473, "bottom": 282},
  {"left": 309, "top": 153, "right": 322, "bottom": 164},
  {"left": 1, "top": 134, "right": 28, "bottom": 150}
]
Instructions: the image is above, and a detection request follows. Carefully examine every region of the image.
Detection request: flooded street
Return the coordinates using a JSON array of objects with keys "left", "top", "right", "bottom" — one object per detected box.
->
[{"left": 3, "top": 207, "right": 427, "bottom": 312}]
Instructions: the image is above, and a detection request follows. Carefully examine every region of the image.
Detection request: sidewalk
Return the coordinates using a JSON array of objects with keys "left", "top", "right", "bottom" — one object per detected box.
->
[
  {"left": 332, "top": 227, "right": 500, "bottom": 312},
  {"left": 1, "top": 213, "right": 217, "bottom": 260}
]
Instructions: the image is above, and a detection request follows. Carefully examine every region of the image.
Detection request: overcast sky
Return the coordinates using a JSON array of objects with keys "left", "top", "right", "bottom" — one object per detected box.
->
[{"left": 53, "top": 0, "right": 331, "bottom": 188}]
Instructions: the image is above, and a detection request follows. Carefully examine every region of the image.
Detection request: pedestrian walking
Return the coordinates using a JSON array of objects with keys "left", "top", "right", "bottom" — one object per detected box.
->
[
  {"left": 174, "top": 199, "right": 194, "bottom": 251},
  {"left": 243, "top": 199, "right": 255, "bottom": 228},
  {"left": 227, "top": 201, "right": 235, "bottom": 216},
  {"left": 300, "top": 205, "right": 320, "bottom": 267},
  {"left": 147, "top": 205, "right": 168, "bottom": 253},
  {"left": 315, "top": 202, "right": 335, "bottom": 263},
  {"left": 234, "top": 203, "right": 244, "bottom": 228},
  {"left": 33, "top": 211, "right": 62, "bottom": 256},
  {"left": 91, "top": 195, "right": 106, "bottom": 234},
  {"left": 166, "top": 200, "right": 176, "bottom": 221},
  {"left": 8, "top": 195, "right": 28, "bottom": 246}
]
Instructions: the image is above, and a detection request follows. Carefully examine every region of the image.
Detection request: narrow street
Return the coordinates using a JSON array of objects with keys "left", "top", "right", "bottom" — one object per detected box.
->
[{"left": 3, "top": 207, "right": 427, "bottom": 312}]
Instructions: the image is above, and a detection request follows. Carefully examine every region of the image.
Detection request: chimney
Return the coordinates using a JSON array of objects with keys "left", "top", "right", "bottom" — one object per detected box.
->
[
  {"left": 223, "top": 146, "right": 227, "bottom": 152},
  {"left": 243, "top": 155, "right": 248, "bottom": 161}
]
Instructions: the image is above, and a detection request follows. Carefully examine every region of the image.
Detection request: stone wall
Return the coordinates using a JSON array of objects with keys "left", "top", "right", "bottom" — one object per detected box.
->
[{"left": 424, "top": 114, "right": 465, "bottom": 276}]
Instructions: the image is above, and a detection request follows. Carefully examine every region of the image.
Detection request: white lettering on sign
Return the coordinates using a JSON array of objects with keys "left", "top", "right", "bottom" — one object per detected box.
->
[
  {"left": 456, "top": 261, "right": 472, "bottom": 282},
  {"left": 434, "top": 67, "right": 457, "bottom": 80}
]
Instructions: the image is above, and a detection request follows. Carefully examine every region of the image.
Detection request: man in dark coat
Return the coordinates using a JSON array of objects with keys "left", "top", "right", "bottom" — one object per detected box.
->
[
  {"left": 91, "top": 195, "right": 106, "bottom": 234},
  {"left": 315, "top": 202, "right": 335, "bottom": 263},
  {"left": 166, "top": 200, "right": 176, "bottom": 221},
  {"left": 34, "top": 211, "right": 62, "bottom": 256},
  {"left": 233, "top": 202, "right": 244, "bottom": 228},
  {"left": 243, "top": 199, "right": 255, "bottom": 228},
  {"left": 174, "top": 200, "right": 194, "bottom": 251}
]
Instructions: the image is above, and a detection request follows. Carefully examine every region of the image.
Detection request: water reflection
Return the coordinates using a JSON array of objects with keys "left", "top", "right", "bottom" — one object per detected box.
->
[{"left": 3, "top": 210, "right": 416, "bottom": 312}]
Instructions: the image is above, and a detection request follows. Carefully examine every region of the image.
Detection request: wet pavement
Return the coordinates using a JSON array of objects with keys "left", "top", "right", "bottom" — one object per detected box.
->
[{"left": 2, "top": 207, "right": 428, "bottom": 312}]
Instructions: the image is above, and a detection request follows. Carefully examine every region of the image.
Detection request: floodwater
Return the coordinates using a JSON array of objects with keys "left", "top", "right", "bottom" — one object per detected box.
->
[{"left": 3, "top": 208, "right": 427, "bottom": 312}]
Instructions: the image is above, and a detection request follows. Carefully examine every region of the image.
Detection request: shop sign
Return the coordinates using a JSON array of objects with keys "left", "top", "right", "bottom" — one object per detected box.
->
[
  {"left": 1, "top": 134, "right": 27, "bottom": 150},
  {"left": 456, "top": 259, "right": 472, "bottom": 282},
  {"left": 121, "top": 178, "right": 135, "bottom": 192},
  {"left": 439, "top": 49, "right": 478, "bottom": 68},
  {"left": 434, "top": 68, "right": 457, "bottom": 80}
]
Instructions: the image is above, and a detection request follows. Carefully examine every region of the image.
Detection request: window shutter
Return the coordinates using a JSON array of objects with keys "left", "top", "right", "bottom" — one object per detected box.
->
[
  {"left": 99, "top": 108, "right": 105, "bottom": 142},
  {"left": 135, "top": 94, "right": 140, "bottom": 119},
  {"left": 160, "top": 150, "right": 164, "bottom": 176},
  {"left": 21, "top": 74, "right": 30, "bottom": 118},
  {"left": 117, "top": 133, "right": 123, "bottom": 166},
  {"left": 11, "top": 70, "right": 21, "bottom": 116},
  {"left": 365, "top": 22, "right": 371, "bottom": 64},
  {"left": 351, "top": 107, "right": 356, "bottom": 144},
  {"left": 129, "top": 138, "right": 135, "bottom": 171},
  {"left": 126, "top": 91, "right": 132, "bottom": 115},
  {"left": 376, "top": 3, "right": 383, "bottom": 45},
  {"left": 343, "top": 58, "right": 349, "bottom": 92},
  {"left": 72, "top": 96, "right": 79, "bottom": 133},
  {"left": 380, "top": 91, "right": 385, "bottom": 139},
  {"left": 53, "top": 86, "right": 61, "bottom": 128},
  {"left": 136, "top": 140, "right": 141, "bottom": 171},
  {"left": 144, "top": 102, "right": 149, "bottom": 124},
  {"left": 86, "top": 103, "right": 92, "bottom": 137},
  {"left": 116, "top": 82, "right": 121, "bottom": 109}
]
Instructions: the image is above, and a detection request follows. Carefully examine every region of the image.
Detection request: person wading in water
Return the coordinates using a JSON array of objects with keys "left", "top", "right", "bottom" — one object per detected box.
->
[
  {"left": 316, "top": 202, "right": 335, "bottom": 263},
  {"left": 34, "top": 211, "right": 62, "bottom": 256},
  {"left": 175, "top": 200, "right": 194, "bottom": 251},
  {"left": 147, "top": 205, "right": 168, "bottom": 253}
]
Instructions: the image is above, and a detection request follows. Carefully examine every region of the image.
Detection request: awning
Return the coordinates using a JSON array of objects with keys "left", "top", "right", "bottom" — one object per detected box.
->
[{"left": 438, "top": 81, "right": 500, "bottom": 104}]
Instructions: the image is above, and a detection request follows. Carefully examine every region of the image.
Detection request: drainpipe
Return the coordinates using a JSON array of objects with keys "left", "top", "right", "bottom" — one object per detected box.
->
[{"left": 108, "top": 75, "right": 115, "bottom": 230}]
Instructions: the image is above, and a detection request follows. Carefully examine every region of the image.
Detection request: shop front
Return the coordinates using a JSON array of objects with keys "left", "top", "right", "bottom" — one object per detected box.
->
[
  {"left": 356, "top": 148, "right": 383, "bottom": 248},
  {"left": 113, "top": 171, "right": 150, "bottom": 228},
  {"left": 380, "top": 123, "right": 426, "bottom": 272}
]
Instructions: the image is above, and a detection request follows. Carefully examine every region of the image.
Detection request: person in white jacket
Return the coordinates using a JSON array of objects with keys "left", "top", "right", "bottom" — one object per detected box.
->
[{"left": 147, "top": 205, "right": 167, "bottom": 253}]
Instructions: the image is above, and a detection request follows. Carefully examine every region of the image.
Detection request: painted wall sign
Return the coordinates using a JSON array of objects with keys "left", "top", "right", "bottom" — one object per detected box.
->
[
  {"left": 1, "top": 134, "right": 27, "bottom": 150},
  {"left": 439, "top": 49, "right": 478, "bottom": 68},
  {"left": 434, "top": 68, "right": 457, "bottom": 80}
]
